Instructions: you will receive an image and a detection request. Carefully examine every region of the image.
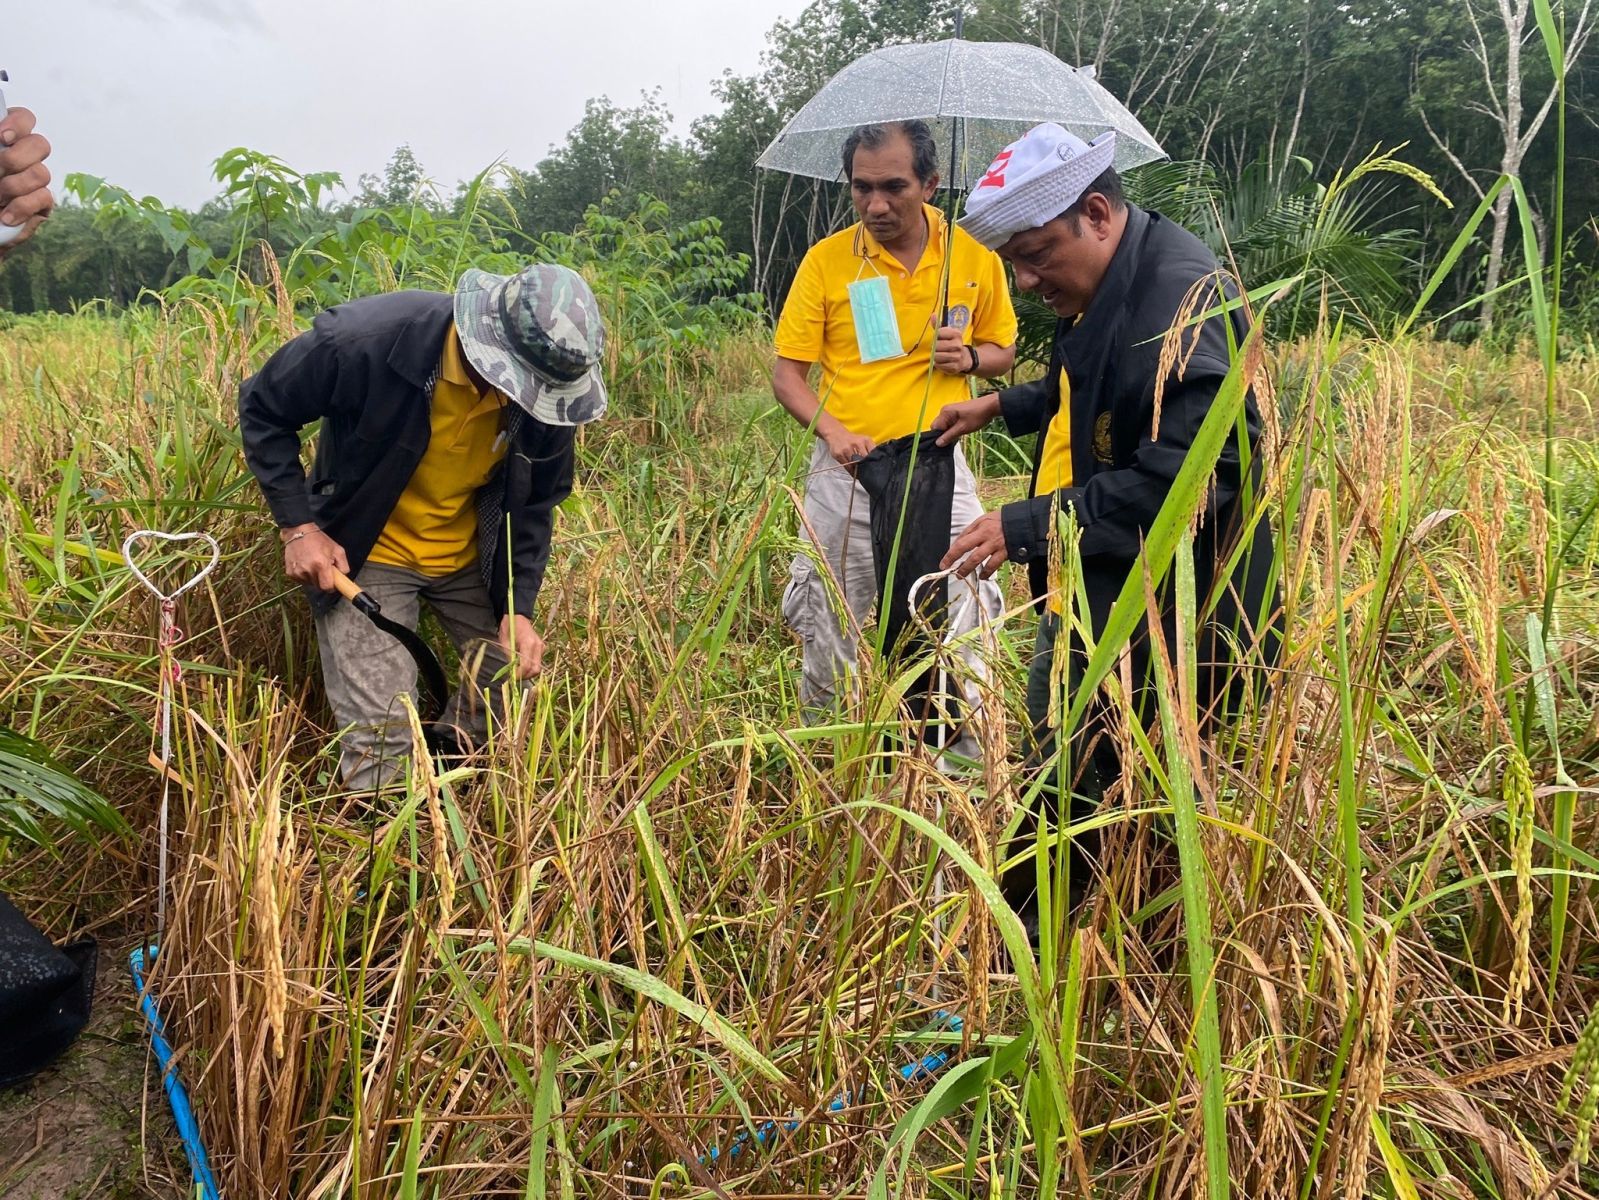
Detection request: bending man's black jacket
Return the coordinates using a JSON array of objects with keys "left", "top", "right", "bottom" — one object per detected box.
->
[
  {"left": 996, "top": 205, "right": 1280, "bottom": 707},
  {"left": 238, "top": 290, "right": 575, "bottom": 621}
]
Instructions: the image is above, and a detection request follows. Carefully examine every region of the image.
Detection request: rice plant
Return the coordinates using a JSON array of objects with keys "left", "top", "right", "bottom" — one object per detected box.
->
[
  {"left": 3, "top": 262, "right": 1597, "bottom": 1194},
  {"left": 3, "top": 21, "right": 1597, "bottom": 1190}
]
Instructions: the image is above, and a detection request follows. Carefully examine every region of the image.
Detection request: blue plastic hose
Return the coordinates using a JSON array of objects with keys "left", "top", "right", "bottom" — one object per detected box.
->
[
  {"left": 697, "top": 1010, "right": 963, "bottom": 1166},
  {"left": 129, "top": 945, "right": 222, "bottom": 1200}
]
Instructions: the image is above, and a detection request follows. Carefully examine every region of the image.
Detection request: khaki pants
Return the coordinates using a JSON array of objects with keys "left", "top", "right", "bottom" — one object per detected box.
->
[
  {"left": 314, "top": 561, "right": 512, "bottom": 793},
  {"left": 782, "top": 438, "right": 1002, "bottom": 759}
]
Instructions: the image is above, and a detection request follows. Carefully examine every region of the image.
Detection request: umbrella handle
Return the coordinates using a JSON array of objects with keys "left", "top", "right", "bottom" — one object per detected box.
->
[{"left": 329, "top": 567, "right": 381, "bottom": 618}]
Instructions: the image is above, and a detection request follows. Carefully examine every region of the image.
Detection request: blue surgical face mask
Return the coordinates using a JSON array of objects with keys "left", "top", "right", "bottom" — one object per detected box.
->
[{"left": 846, "top": 274, "right": 905, "bottom": 364}]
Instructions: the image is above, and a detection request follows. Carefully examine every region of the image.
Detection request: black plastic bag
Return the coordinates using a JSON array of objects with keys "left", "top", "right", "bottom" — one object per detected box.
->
[
  {"left": 856, "top": 430, "right": 958, "bottom": 735},
  {"left": 856, "top": 431, "right": 956, "bottom": 652},
  {"left": 0, "top": 892, "right": 96, "bottom": 1088}
]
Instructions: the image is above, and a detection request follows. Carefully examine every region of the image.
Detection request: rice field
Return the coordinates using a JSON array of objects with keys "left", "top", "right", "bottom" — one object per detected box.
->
[{"left": 1, "top": 291, "right": 1598, "bottom": 1199}]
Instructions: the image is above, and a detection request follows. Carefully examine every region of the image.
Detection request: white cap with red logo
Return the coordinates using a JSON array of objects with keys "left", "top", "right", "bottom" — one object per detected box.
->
[{"left": 960, "top": 123, "right": 1118, "bottom": 251}]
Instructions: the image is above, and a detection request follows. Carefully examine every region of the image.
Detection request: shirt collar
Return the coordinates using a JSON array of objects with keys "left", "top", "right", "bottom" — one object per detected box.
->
[
  {"left": 857, "top": 203, "right": 948, "bottom": 272},
  {"left": 1062, "top": 204, "right": 1149, "bottom": 353},
  {"left": 438, "top": 324, "right": 481, "bottom": 389}
]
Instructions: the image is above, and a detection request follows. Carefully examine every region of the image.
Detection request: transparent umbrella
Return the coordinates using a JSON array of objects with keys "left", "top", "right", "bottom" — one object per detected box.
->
[{"left": 756, "top": 38, "right": 1166, "bottom": 190}]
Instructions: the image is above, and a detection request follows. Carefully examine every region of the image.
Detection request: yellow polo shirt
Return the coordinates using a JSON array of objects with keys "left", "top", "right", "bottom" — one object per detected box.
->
[
  {"left": 774, "top": 205, "right": 1018, "bottom": 446},
  {"left": 1035, "top": 369, "right": 1072, "bottom": 499},
  {"left": 368, "top": 326, "right": 509, "bottom": 576},
  {"left": 1036, "top": 369, "right": 1072, "bottom": 614}
]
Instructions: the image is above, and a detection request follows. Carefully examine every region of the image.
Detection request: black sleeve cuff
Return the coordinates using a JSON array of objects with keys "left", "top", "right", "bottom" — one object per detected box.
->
[
  {"left": 1001, "top": 494, "right": 1054, "bottom": 563},
  {"left": 269, "top": 491, "right": 315, "bottom": 529}
]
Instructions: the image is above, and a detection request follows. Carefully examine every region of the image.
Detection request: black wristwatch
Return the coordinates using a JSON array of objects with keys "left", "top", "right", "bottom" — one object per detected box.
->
[{"left": 965, "top": 345, "right": 981, "bottom": 375}]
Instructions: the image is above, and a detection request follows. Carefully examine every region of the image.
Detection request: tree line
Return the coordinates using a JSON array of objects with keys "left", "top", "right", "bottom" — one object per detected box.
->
[{"left": 3, "top": 0, "right": 1595, "bottom": 341}]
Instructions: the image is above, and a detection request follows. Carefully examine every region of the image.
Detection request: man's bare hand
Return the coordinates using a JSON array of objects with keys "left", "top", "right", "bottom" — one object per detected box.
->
[
  {"left": 932, "top": 325, "right": 970, "bottom": 376},
  {"left": 499, "top": 614, "right": 545, "bottom": 679},
  {"left": 823, "top": 425, "right": 875, "bottom": 467},
  {"left": 932, "top": 392, "right": 1001, "bottom": 447},
  {"left": 941, "top": 511, "right": 1009, "bottom": 579},
  {"left": 282, "top": 524, "right": 350, "bottom": 591},
  {"left": 0, "top": 108, "right": 53, "bottom": 252}
]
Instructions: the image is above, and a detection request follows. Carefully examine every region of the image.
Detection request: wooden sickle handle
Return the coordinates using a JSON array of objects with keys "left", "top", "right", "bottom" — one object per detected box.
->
[
  {"left": 328, "top": 568, "right": 381, "bottom": 617},
  {"left": 328, "top": 567, "right": 363, "bottom": 604}
]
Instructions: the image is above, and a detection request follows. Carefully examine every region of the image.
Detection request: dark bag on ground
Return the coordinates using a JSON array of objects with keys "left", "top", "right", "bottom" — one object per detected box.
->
[
  {"left": 0, "top": 892, "right": 97, "bottom": 1088},
  {"left": 856, "top": 430, "right": 959, "bottom": 737}
]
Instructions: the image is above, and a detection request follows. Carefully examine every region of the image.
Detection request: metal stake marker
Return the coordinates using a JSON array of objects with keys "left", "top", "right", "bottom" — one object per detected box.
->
[
  {"left": 908, "top": 565, "right": 986, "bottom": 1004},
  {"left": 694, "top": 566, "right": 989, "bottom": 1173},
  {"left": 122, "top": 530, "right": 220, "bottom": 941},
  {"left": 122, "top": 530, "right": 223, "bottom": 1200}
]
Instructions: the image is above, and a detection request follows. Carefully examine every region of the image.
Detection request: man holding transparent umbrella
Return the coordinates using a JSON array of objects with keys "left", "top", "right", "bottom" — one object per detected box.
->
[
  {"left": 772, "top": 120, "right": 1017, "bottom": 749},
  {"left": 755, "top": 36, "right": 1180, "bottom": 759}
]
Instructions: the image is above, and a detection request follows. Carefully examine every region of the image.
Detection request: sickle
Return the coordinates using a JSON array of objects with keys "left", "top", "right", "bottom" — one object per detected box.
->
[{"left": 328, "top": 568, "right": 448, "bottom": 722}]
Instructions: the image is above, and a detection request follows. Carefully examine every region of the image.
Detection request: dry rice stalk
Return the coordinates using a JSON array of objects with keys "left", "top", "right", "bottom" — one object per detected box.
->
[
  {"left": 251, "top": 725, "right": 290, "bottom": 1061},
  {"left": 1152, "top": 274, "right": 1218, "bottom": 442},
  {"left": 1502, "top": 746, "right": 1536, "bottom": 1024},
  {"left": 1337, "top": 923, "right": 1398, "bottom": 1200},
  {"left": 410, "top": 704, "right": 457, "bottom": 931},
  {"left": 1227, "top": 939, "right": 1296, "bottom": 1196},
  {"left": 1400, "top": 1068, "right": 1548, "bottom": 1199},
  {"left": 719, "top": 726, "right": 756, "bottom": 871},
  {"left": 260, "top": 242, "right": 298, "bottom": 345}
]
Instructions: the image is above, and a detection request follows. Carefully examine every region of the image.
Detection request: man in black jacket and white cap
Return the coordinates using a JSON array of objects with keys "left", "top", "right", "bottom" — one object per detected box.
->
[
  {"left": 239, "top": 263, "right": 605, "bottom": 792},
  {"left": 932, "top": 123, "right": 1279, "bottom": 917}
]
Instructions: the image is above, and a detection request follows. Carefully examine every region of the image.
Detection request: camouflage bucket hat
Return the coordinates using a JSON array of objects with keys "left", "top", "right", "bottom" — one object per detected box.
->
[{"left": 454, "top": 263, "right": 607, "bottom": 425}]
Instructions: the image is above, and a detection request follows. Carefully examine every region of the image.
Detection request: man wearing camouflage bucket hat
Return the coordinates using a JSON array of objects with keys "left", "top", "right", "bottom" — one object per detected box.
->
[{"left": 239, "top": 262, "right": 606, "bottom": 792}]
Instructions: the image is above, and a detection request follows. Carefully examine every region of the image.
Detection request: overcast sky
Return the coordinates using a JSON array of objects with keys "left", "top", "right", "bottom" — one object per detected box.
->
[{"left": 10, "top": 0, "right": 810, "bottom": 210}]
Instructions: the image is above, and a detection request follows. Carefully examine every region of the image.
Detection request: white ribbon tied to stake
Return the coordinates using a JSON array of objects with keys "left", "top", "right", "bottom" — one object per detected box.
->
[{"left": 121, "top": 530, "right": 220, "bottom": 943}]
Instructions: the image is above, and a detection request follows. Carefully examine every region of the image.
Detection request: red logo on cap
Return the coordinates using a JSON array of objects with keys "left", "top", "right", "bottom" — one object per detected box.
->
[{"left": 976, "top": 150, "right": 1013, "bottom": 190}]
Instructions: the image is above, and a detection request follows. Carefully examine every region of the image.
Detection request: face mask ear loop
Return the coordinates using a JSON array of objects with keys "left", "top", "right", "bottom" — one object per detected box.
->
[
  {"left": 853, "top": 253, "right": 886, "bottom": 284},
  {"left": 857, "top": 216, "right": 939, "bottom": 355}
]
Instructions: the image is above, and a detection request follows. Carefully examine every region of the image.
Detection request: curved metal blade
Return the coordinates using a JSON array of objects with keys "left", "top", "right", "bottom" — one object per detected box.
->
[
  {"left": 329, "top": 568, "right": 451, "bottom": 724},
  {"left": 363, "top": 607, "right": 449, "bottom": 723}
]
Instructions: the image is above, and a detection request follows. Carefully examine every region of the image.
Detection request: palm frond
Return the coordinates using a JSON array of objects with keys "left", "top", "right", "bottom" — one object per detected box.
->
[{"left": 0, "top": 728, "right": 130, "bottom": 853}]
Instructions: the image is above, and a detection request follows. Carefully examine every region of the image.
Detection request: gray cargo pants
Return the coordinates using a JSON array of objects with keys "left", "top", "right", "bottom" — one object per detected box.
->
[
  {"left": 782, "top": 438, "right": 1002, "bottom": 760},
  {"left": 314, "top": 561, "right": 512, "bottom": 793}
]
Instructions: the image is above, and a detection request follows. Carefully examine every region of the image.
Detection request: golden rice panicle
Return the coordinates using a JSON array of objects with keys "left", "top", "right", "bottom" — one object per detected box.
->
[
  {"left": 1501, "top": 746, "right": 1535, "bottom": 1024},
  {"left": 1152, "top": 273, "right": 1216, "bottom": 441},
  {"left": 1562, "top": 1008, "right": 1599, "bottom": 1164}
]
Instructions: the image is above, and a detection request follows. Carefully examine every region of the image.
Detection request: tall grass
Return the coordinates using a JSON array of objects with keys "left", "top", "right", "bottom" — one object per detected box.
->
[
  {"left": 2, "top": 268, "right": 1597, "bottom": 1195},
  {"left": 6, "top": 47, "right": 1599, "bottom": 1182}
]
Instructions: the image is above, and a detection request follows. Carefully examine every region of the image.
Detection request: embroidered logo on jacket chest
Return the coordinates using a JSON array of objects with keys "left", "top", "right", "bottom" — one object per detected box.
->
[{"left": 1093, "top": 411, "right": 1114, "bottom": 463}]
